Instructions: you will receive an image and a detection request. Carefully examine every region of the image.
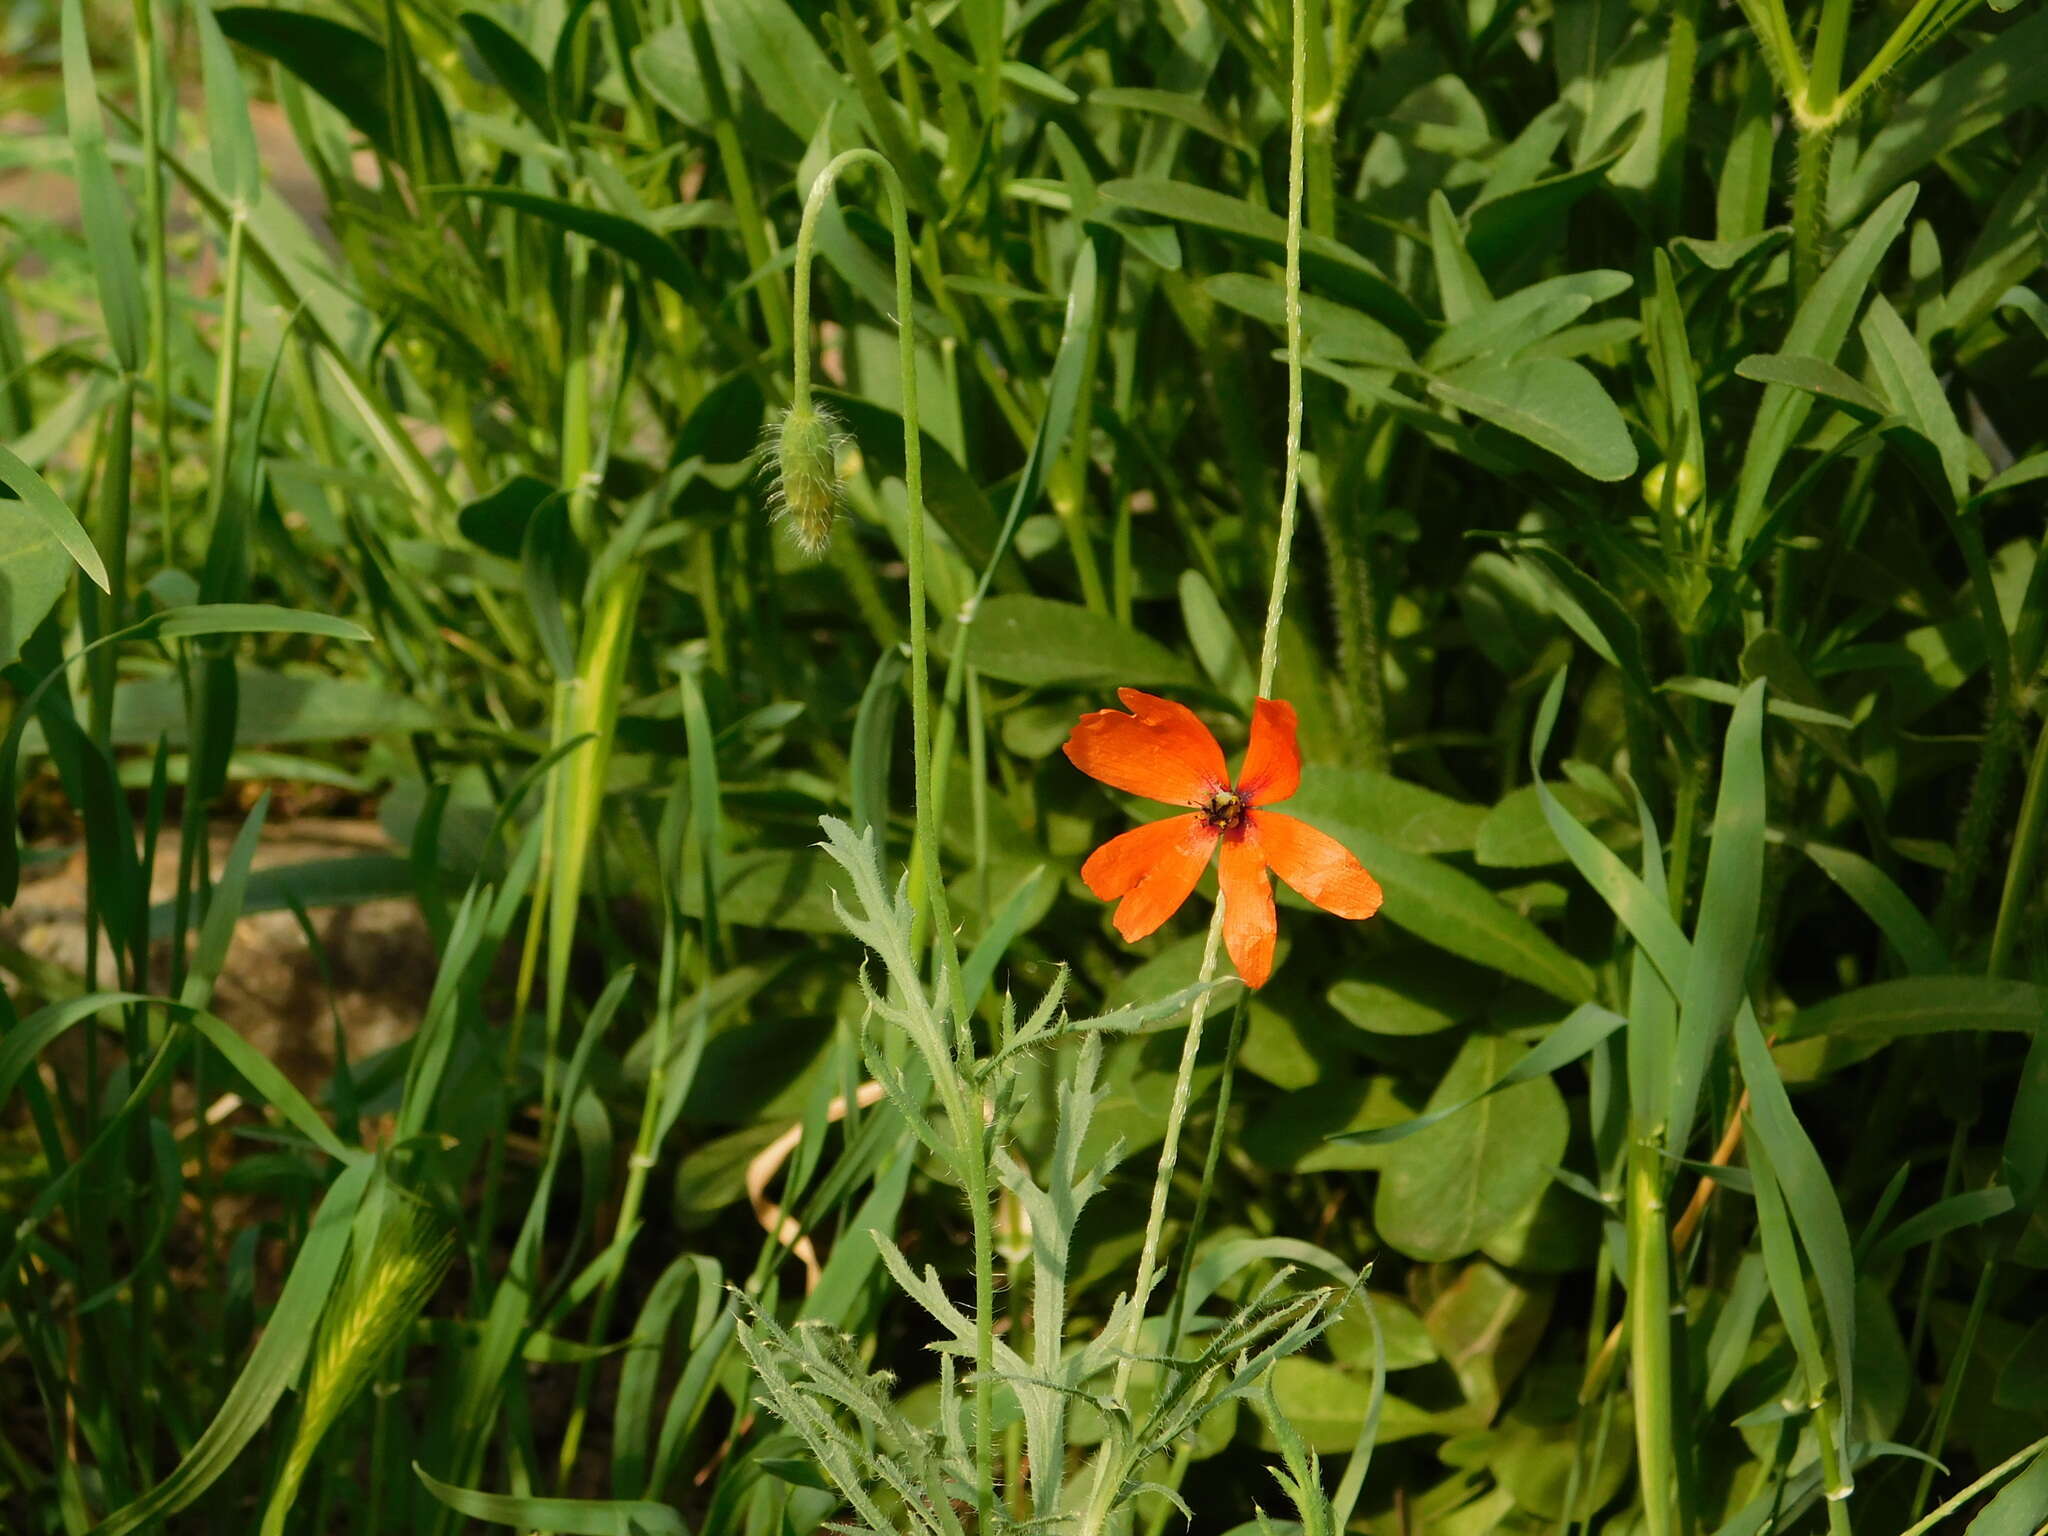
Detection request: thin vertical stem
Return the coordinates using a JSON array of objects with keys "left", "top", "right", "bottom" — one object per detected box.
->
[
  {"left": 1791, "top": 127, "right": 1834, "bottom": 303},
  {"left": 1629, "top": 1137, "right": 1677, "bottom": 1536},
  {"left": 1162, "top": 993, "right": 1249, "bottom": 1361},
  {"left": 1988, "top": 711, "right": 2048, "bottom": 980},
  {"left": 132, "top": 0, "right": 173, "bottom": 558},
  {"left": 1108, "top": 0, "right": 1312, "bottom": 1415},
  {"left": 790, "top": 147, "right": 985, "bottom": 1525}
]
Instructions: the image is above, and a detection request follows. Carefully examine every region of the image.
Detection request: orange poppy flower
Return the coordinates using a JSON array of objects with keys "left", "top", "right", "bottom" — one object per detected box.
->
[{"left": 1063, "top": 689, "right": 1384, "bottom": 988}]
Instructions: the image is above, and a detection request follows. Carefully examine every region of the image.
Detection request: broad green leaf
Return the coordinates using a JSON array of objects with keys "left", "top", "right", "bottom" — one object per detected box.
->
[
  {"left": 1737, "top": 1006, "right": 1859, "bottom": 1431},
  {"left": 1089, "top": 86, "right": 1242, "bottom": 148},
  {"left": 451, "top": 186, "right": 725, "bottom": 317},
  {"left": 702, "top": 0, "right": 853, "bottom": 141},
  {"left": 1097, "top": 178, "right": 1428, "bottom": 339},
  {"left": 1717, "top": 57, "right": 1775, "bottom": 240},
  {"left": 970, "top": 238, "right": 1101, "bottom": 596},
  {"left": 415, "top": 1465, "right": 687, "bottom": 1534},
  {"left": 0, "top": 490, "right": 79, "bottom": 668},
  {"left": 677, "top": 848, "right": 849, "bottom": 933},
  {"left": 1287, "top": 764, "right": 1487, "bottom": 855},
  {"left": 1861, "top": 294, "right": 1972, "bottom": 505},
  {"left": 1178, "top": 569, "right": 1254, "bottom": 703},
  {"left": 1374, "top": 1032, "right": 1570, "bottom": 1260},
  {"left": 1260, "top": 1358, "right": 1437, "bottom": 1451},
  {"left": 1966, "top": 1447, "right": 2048, "bottom": 1536},
  {"left": 1781, "top": 978, "right": 2048, "bottom": 1043},
  {"left": 1831, "top": 8, "right": 2048, "bottom": 222},
  {"left": 1427, "top": 269, "right": 1632, "bottom": 372},
  {"left": 1946, "top": 144, "right": 2048, "bottom": 336},
  {"left": 1326, "top": 973, "right": 1469, "bottom": 1037},
  {"left": 216, "top": 8, "right": 418, "bottom": 164},
  {"left": 1795, "top": 842, "right": 1949, "bottom": 976},
  {"left": 460, "top": 12, "right": 558, "bottom": 138},
  {"left": 194, "top": 0, "right": 261, "bottom": 211},
  {"left": 156, "top": 603, "right": 373, "bottom": 642},
  {"left": 1282, "top": 806, "right": 1596, "bottom": 1003},
  {"left": 1493, "top": 1398, "right": 1635, "bottom": 1519},
  {"left": 1429, "top": 357, "right": 1637, "bottom": 481},
  {"left": 1727, "top": 185, "right": 1916, "bottom": 560},
  {"left": 1465, "top": 111, "right": 1644, "bottom": 268},
  {"left": 1475, "top": 780, "right": 1633, "bottom": 868},
  {"left": 1867, "top": 1186, "right": 2015, "bottom": 1271},
  {"left": 1205, "top": 274, "right": 1414, "bottom": 371},
  {"left": 1733, "top": 353, "right": 1891, "bottom": 422},
  {"left": 61, "top": 0, "right": 144, "bottom": 371},
  {"left": 0, "top": 439, "right": 110, "bottom": 594},
  {"left": 951, "top": 595, "right": 1201, "bottom": 691},
  {"left": 24, "top": 668, "right": 418, "bottom": 759},
  {"left": 822, "top": 389, "right": 1004, "bottom": 576},
  {"left": 1428, "top": 190, "right": 1492, "bottom": 322}
]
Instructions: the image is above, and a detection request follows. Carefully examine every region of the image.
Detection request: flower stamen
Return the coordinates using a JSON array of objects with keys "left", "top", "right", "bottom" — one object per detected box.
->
[{"left": 1201, "top": 789, "right": 1248, "bottom": 833}]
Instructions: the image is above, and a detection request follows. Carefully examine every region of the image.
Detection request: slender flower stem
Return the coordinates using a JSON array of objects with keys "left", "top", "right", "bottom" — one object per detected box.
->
[
  {"left": 790, "top": 150, "right": 987, "bottom": 1527},
  {"left": 1163, "top": 993, "right": 1249, "bottom": 1360},
  {"left": 1108, "top": 0, "right": 1312, "bottom": 1412}
]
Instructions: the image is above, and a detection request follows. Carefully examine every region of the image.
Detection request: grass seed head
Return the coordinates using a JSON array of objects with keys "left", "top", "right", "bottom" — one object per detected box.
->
[{"left": 767, "top": 401, "right": 850, "bottom": 558}]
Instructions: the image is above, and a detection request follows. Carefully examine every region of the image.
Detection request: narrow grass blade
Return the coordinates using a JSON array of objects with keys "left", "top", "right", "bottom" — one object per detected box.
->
[
  {"left": 0, "top": 441, "right": 110, "bottom": 592},
  {"left": 61, "top": 0, "right": 145, "bottom": 372},
  {"left": 1334, "top": 1002, "right": 1625, "bottom": 1145},
  {"left": 1669, "top": 680, "right": 1766, "bottom": 1155},
  {"left": 1736, "top": 1006, "right": 1859, "bottom": 1433}
]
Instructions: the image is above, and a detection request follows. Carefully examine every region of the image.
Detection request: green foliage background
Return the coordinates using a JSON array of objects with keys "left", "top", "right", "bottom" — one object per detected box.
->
[{"left": 2, "top": 0, "right": 2047, "bottom": 1530}]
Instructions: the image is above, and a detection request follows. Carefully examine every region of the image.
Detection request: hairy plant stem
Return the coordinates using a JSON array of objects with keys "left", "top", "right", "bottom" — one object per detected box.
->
[
  {"left": 1316, "top": 425, "right": 1389, "bottom": 768},
  {"left": 1935, "top": 698, "right": 2026, "bottom": 943},
  {"left": 791, "top": 149, "right": 989, "bottom": 1527},
  {"left": 1099, "top": 0, "right": 1313, "bottom": 1482},
  {"left": 1790, "top": 127, "right": 1834, "bottom": 303}
]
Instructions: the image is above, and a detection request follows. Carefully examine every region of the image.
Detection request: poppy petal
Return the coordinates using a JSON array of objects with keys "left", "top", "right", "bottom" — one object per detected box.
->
[
  {"left": 1081, "top": 813, "right": 1204, "bottom": 899},
  {"left": 1090, "top": 815, "right": 1217, "bottom": 942},
  {"left": 1254, "top": 811, "right": 1384, "bottom": 919},
  {"left": 1064, "top": 689, "right": 1229, "bottom": 807},
  {"left": 1218, "top": 829, "right": 1277, "bottom": 988},
  {"left": 1237, "top": 698, "right": 1301, "bottom": 805}
]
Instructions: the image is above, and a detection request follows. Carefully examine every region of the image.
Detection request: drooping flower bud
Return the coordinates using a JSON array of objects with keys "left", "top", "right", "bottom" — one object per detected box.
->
[{"left": 766, "top": 401, "right": 849, "bottom": 557}]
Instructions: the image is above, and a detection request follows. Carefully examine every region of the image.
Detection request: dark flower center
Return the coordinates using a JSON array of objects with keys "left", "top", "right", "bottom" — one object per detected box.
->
[{"left": 1201, "top": 789, "right": 1248, "bottom": 832}]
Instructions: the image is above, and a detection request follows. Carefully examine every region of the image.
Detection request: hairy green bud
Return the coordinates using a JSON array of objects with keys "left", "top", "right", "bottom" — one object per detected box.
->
[{"left": 767, "top": 402, "right": 849, "bottom": 557}]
